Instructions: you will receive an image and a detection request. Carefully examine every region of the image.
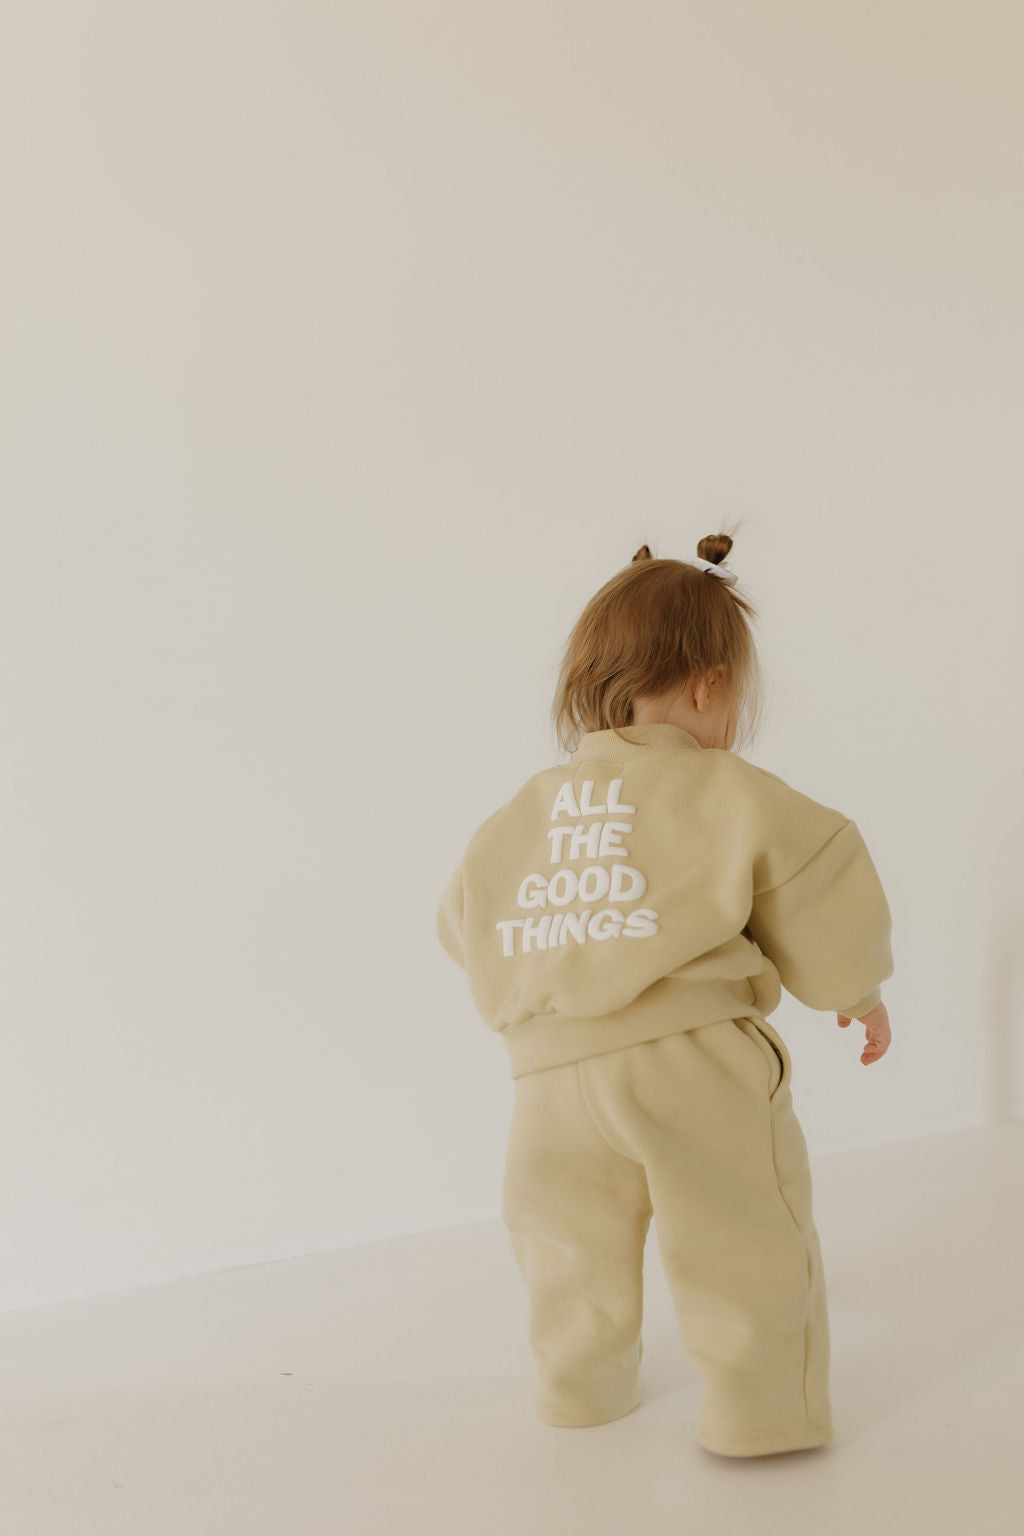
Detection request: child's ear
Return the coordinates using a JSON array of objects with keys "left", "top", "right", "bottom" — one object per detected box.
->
[{"left": 693, "top": 671, "right": 715, "bottom": 711}]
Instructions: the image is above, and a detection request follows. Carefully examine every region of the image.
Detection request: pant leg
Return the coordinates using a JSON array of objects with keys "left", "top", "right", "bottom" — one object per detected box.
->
[
  {"left": 576, "top": 1019, "right": 834, "bottom": 1456},
  {"left": 501, "top": 1056, "right": 654, "bottom": 1427},
  {"left": 747, "top": 1017, "right": 833, "bottom": 1443}
]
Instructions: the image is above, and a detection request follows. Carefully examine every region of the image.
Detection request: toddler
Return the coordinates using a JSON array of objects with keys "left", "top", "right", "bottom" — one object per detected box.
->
[{"left": 436, "top": 535, "right": 894, "bottom": 1458}]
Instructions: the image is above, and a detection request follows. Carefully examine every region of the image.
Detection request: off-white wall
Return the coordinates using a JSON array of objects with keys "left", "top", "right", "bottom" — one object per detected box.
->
[{"left": 1, "top": 3, "right": 1021, "bottom": 1314}]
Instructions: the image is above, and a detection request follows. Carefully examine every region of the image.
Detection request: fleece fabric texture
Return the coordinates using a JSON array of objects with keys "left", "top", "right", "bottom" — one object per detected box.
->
[
  {"left": 437, "top": 722, "right": 894, "bottom": 1079},
  {"left": 501, "top": 1016, "right": 833, "bottom": 1454}
]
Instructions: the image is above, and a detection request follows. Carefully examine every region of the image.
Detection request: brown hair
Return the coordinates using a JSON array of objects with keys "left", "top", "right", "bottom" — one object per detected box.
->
[{"left": 551, "top": 530, "right": 766, "bottom": 756}]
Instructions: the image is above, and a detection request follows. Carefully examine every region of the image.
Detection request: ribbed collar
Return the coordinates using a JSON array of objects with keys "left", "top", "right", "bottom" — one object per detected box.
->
[{"left": 570, "top": 722, "right": 704, "bottom": 761}]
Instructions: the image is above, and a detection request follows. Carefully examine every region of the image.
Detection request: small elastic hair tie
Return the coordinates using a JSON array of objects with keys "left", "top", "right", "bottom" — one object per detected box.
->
[{"left": 689, "top": 556, "right": 739, "bottom": 587}]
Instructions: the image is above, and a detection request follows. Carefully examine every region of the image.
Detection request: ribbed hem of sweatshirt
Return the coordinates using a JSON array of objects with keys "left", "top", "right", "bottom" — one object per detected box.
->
[
  {"left": 498, "top": 975, "right": 762, "bottom": 1078},
  {"left": 570, "top": 723, "right": 704, "bottom": 761}
]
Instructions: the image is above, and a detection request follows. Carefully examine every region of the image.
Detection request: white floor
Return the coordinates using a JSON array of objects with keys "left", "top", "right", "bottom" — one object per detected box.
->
[{"left": 1, "top": 1123, "right": 1022, "bottom": 1536}]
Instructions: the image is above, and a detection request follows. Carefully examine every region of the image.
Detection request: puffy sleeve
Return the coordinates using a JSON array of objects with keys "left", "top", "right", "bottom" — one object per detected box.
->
[
  {"left": 745, "top": 817, "right": 894, "bottom": 1018},
  {"left": 436, "top": 862, "right": 466, "bottom": 970}
]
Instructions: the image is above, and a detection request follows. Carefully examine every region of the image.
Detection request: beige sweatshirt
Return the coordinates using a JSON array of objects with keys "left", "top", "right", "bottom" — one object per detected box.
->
[{"left": 436, "top": 722, "right": 894, "bottom": 1079}]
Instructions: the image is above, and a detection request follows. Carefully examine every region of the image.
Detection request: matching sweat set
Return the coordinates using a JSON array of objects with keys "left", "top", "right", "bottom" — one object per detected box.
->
[{"left": 436, "top": 722, "right": 894, "bottom": 1457}]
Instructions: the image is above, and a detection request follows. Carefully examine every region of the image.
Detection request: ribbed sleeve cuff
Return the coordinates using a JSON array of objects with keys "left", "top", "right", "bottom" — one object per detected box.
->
[{"left": 838, "top": 985, "right": 882, "bottom": 1019}]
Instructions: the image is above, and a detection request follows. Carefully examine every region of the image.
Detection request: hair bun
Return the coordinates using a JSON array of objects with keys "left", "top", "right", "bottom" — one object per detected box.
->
[
  {"left": 695, "top": 533, "right": 734, "bottom": 566},
  {"left": 631, "top": 544, "right": 653, "bottom": 563}
]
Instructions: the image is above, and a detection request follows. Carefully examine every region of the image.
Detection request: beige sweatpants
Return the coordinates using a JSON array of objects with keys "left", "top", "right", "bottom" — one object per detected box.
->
[{"left": 500, "top": 1015, "right": 834, "bottom": 1457}]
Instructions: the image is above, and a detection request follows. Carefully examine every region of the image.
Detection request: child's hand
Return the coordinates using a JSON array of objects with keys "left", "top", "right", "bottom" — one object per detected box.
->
[{"left": 836, "top": 1000, "right": 891, "bottom": 1065}]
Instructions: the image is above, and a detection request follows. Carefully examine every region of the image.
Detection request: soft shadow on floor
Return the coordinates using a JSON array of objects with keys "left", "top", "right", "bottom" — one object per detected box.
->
[{"left": 0, "top": 1124, "right": 1021, "bottom": 1535}]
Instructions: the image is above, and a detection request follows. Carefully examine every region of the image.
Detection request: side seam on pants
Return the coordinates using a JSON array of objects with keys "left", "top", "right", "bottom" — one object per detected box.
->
[
  {"left": 500, "top": 1022, "right": 833, "bottom": 1454},
  {"left": 577, "top": 1023, "right": 834, "bottom": 1454}
]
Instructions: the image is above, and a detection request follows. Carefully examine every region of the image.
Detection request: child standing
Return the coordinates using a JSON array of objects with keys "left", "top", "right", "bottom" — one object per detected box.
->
[{"left": 436, "top": 535, "right": 894, "bottom": 1458}]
